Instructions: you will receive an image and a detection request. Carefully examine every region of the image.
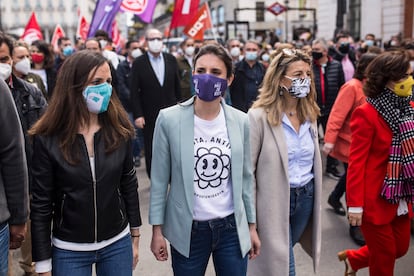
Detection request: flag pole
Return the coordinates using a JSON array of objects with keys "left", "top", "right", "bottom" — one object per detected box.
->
[{"left": 206, "top": 2, "right": 217, "bottom": 42}]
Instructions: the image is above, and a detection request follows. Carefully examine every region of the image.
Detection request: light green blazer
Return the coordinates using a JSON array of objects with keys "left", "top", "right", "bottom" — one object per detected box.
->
[{"left": 149, "top": 96, "right": 255, "bottom": 258}]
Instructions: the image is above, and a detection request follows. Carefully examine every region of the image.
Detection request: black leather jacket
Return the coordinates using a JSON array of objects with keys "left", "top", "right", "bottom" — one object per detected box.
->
[{"left": 30, "top": 131, "right": 142, "bottom": 262}]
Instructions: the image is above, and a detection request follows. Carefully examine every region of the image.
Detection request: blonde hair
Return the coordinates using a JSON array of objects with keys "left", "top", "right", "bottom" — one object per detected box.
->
[{"left": 252, "top": 48, "right": 320, "bottom": 126}]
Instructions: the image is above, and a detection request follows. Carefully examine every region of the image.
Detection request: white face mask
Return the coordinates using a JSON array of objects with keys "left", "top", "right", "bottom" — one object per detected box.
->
[
  {"left": 410, "top": 60, "right": 414, "bottom": 71},
  {"left": 185, "top": 46, "right": 195, "bottom": 57},
  {"left": 14, "top": 57, "right": 31, "bottom": 75},
  {"left": 148, "top": 40, "right": 163, "bottom": 53},
  {"left": 131, "top": 48, "right": 142, "bottom": 59},
  {"left": 99, "top": 40, "right": 108, "bottom": 49},
  {"left": 0, "top": 63, "right": 12, "bottom": 80},
  {"left": 230, "top": 47, "right": 240, "bottom": 57}
]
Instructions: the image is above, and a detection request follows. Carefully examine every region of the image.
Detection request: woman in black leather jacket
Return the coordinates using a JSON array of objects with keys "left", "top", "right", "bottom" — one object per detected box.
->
[{"left": 29, "top": 51, "right": 142, "bottom": 276}]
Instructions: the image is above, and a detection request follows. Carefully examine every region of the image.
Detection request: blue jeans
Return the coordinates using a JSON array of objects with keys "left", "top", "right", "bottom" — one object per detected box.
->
[
  {"left": 0, "top": 223, "right": 9, "bottom": 276},
  {"left": 52, "top": 234, "right": 132, "bottom": 276},
  {"left": 171, "top": 214, "right": 247, "bottom": 276},
  {"left": 289, "top": 179, "right": 314, "bottom": 276}
]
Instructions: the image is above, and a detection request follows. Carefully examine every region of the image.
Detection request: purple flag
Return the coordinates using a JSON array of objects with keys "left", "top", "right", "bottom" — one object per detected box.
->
[
  {"left": 88, "top": 0, "right": 123, "bottom": 38},
  {"left": 120, "top": 0, "right": 157, "bottom": 23}
]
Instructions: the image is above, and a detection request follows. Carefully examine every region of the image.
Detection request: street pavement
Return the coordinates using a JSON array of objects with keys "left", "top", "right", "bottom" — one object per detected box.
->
[{"left": 10, "top": 157, "right": 414, "bottom": 275}]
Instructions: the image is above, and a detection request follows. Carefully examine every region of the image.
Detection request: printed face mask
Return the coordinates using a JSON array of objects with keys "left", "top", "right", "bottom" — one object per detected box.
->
[
  {"left": 192, "top": 74, "right": 228, "bottom": 102},
  {"left": 393, "top": 75, "right": 414, "bottom": 97},
  {"left": 31, "top": 53, "right": 44, "bottom": 63},
  {"left": 0, "top": 63, "right": 12, "bottom": 80},
  {"left": 284, "top": 76, "right": 311, "bottom": 98},
  {"left": 14, "top": 57, "right": 31, "bottom": 75},
  {"left": 83, "top": 82, "right": 112, "bottom": 114}
]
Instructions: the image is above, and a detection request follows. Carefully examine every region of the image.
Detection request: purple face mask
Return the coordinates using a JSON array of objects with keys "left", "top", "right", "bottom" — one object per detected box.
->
[{"left": 192, "top": 74, "right": 228, "bottom": 102}]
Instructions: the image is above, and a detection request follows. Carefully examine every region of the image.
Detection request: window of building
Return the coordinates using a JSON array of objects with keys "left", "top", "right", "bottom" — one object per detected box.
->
[
  {"left": 218, "top": 5, "right": 224, "bottom": 24},
  {"left": 348, "top": 0, "right": 361, "bottom": 40},
  {"left": 211, "top": 8, "right": 217, "bottom": 26},
  {"left": 256, "top": 2, "right": 265, "bottom": 22}
]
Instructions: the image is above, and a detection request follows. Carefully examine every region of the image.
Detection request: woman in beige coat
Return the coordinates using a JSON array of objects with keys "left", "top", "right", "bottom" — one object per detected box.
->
[{"left": 247, "top": 48, "right": 322, "bottom": 276}]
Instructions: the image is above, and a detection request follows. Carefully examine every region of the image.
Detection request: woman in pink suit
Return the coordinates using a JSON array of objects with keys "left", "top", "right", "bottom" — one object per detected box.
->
[{"left": 338, "top": 50, "right": 414, "bottom": 275}]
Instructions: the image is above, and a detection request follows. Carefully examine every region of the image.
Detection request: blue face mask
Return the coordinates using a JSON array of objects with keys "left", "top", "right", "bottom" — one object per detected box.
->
[
  {"left": 83, "top": 82, "right": 112, "bottom": 114},
  {"left": 192, "top": 74, "right": 228, "bottom": 102},
  {"left": 63, "top": 46, "right": 74, "bottom": 57},
  {"left": 245, "top": 51, "right": 258, "bottom": 61}
]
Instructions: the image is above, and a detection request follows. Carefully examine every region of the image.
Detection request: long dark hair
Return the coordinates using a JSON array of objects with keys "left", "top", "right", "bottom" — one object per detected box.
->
[
  {"left": 353, "top": 53, "right": 378, "bottom": 81},
  {"left": 29, "top": 51, "right": 134, "bottom": 164}
]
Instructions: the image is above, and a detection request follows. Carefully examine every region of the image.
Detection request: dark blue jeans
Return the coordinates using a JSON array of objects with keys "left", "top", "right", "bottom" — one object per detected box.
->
[
  {"left": 171, "top": 214, "right": 247, "bottom": 276},
  {"left": 52, "top": 234, "right": 132, "bottom": 276},
  {"left": 0, "top": 223, "right": 9, "bottom": 276},
  {"left": 289, "top": 179, "right": 314, "bottom": 276},
  {"left": 128, "top": 112, "right": 144, "bottom": 158}
]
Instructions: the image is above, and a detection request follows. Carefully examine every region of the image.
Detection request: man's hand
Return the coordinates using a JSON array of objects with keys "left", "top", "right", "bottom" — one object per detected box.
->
[
  {"left": 322, "top": 143, "right": 334, "bottom": 156},
  {"left": 134, "top": 117, "right": 145, "bottom": 129},
  {"left": 9, "top": 223, "right": 26, "bottom": 249}
]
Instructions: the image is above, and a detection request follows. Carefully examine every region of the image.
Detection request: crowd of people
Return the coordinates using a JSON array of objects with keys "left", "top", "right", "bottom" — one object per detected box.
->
[{"left": 0, "top": 25, "right": 413, "bottom": 276}]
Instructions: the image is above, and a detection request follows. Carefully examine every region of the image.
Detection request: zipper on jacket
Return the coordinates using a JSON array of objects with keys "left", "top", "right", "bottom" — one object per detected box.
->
[
  {"left": 59, "top": 194, "right": 66, "bottom": 228},
  {"left": 93, "top": 178, "right": 97, "bottom": 242},
  {"left": 118, "top": 189, "right": 125, "bottom": 221}
]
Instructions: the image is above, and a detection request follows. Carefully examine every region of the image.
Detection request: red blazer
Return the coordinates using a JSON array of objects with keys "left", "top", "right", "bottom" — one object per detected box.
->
[{"left": 347, "top": 102, "right": 413, "bottom": 225}]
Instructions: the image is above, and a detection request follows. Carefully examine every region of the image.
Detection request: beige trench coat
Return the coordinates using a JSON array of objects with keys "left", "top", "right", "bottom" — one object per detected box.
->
[{"left": 247, "top": 108, "right": 322, "bottom": 276}]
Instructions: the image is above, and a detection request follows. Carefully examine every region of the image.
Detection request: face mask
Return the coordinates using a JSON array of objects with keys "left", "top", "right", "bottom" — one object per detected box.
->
[
  {"left": 193, "top": 74, "right": 228, "bottom": 102},
  {"left": 365, "top": 40, "right": 374, "bottom": 47},
  {"left": 390, "top": 40, "right": 397, "bottom": 46},
  {"left": 82, "top": 82, "right": 112, "bottom": 114},
  {"left": 148, "top": 40, "right": 163, "bottom": 53},
  {"left": 338, "top": 43, "right": 350, "bottom": 54},
  {"left": 311, "top": 51, "right": 323, "bottom": 60},
  {"left": 131, "top": 48, "right": 142, "bottom": 59},
  {"left": 230, "top": 47, "right": 240, "bottom": 57},
  {"left": 261, "top": 54, "right": 270, "bottom": 62},
  {"left": 0, "top": 63, "right": 12, "bottom": 80},
  {"left": 31, "top": 53, "right": 44, "bottom": 63},
  {"left": 393, "top": 76, "right": 414, "bottom": 97},
  {"left": 410, "top": 61, "right": 414, "bottom": 71},
  {"left": 185, "top": 46, "right": 195, "bottom": 56},
  {"left": 14, "top": 57, "right": 31, "bottom": 75},
  {"left": 62, "top": 46, "right": 74, "bottom": 57},
  {"left": 284, "top": 76, "right": 311, "bottom": 98},
  {"left": 245, "top": 51, "right": 258, "bottom": 61},
  {"left": 99, "top": 40, "right": 108, "bottom": 49}
]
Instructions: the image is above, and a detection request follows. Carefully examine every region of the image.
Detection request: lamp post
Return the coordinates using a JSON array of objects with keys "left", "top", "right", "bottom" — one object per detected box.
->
[{"left": 284, "top": 0, "right": 289, "bottom": 42}]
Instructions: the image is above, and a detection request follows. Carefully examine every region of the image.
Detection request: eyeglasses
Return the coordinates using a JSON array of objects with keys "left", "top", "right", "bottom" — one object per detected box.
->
[{"left": 147, "top": 37, "right": 162, "bottom": 41}]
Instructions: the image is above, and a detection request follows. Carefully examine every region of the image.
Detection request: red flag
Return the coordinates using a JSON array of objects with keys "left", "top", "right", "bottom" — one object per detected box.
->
[
  {"left": 76, "top": 15, "right": 90, "bottom": 40},
  {"left": 20, "top": 12, "right": 43, "bottom": 44},
  {"left": 111, "top": 21, "right": 121, "bottom": 52},
  {"left": 183, "top": 3, "right": 212, "bottom": 41},
  {"left": 50, "top": 24, "right": 66, "bottom": 52},
  {"left": 170, "top": 0, "right": 200, "bottom": 29}
]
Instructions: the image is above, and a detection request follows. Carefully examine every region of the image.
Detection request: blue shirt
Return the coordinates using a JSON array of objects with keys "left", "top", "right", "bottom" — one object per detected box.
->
[
  {"left": 282, "top": 114, "right": 315, "bottom": 188},
  {"left": 147, "top": 52, "right": 165, "bottom": 86}
]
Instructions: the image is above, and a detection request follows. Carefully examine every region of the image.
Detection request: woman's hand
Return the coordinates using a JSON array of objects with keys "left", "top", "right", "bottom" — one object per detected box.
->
[
  {"left": 132, "top": 235, "right": 140, "bottom": 270},
  {"left": 348, "top": 212, "right": 362, "bottom": 226},
  {"left": 151, "top": 225, "right": 168, "bottom": 261},
  {"left": 248, "top": 224, "right": 261, "bottom": 260},
  {"left": 322, "top": 143, "right": 334, "bottom": 156}
]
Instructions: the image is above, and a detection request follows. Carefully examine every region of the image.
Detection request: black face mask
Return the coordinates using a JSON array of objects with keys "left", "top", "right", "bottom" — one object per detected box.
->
[
  {"left": 311, "top": 51, "right": 323, "bottom": 60},
  {"left": 338, "top": 43, "right": 350, "bottom": 54}
]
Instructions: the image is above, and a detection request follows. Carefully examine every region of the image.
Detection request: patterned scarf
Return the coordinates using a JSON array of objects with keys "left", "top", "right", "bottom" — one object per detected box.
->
[{"left": 367, "top": 88, "right": 414, "bottom": 204}]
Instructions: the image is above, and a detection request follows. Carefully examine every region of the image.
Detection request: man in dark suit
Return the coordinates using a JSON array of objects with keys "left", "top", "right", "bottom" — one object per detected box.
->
[{"left": 129, "top": 28, "right": 181, "bottom": 177}]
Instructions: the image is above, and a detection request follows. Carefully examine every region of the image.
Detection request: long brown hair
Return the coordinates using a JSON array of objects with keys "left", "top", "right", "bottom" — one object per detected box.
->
[{"left": 29, "top": 51, "right": 134, "bottom": 164}]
